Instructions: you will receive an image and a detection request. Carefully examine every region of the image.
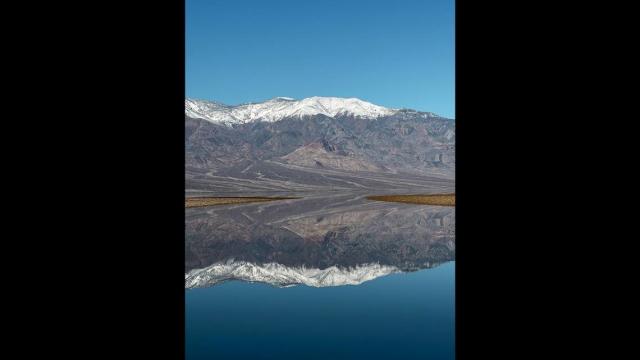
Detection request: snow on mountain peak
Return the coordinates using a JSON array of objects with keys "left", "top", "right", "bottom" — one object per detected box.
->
[{"left": 185, "top": 96, "right": 399, "bottom": 126}]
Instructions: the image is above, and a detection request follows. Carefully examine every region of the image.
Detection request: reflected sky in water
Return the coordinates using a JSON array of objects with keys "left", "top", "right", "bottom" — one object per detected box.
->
[
  {"left": 186, "top": 192, "right": 455, "bottom": 360},
  {"left": 187, "top": 262, "right": 454, "bottom": 360}
]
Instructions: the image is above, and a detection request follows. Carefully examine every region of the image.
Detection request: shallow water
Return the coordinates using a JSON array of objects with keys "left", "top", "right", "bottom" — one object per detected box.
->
[{"left": 185, "top": 192, "right": 455, "bottom": 359}]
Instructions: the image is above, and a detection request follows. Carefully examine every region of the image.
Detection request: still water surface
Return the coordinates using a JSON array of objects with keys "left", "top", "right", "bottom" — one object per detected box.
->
[{"left": 186, "top": 193, "right": 455, "bottom": 360}]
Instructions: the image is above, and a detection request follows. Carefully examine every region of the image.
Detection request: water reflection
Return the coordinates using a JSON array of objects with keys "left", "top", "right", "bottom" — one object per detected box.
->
[{"left": 185, "top": 193, "right": 454, "bottom": 288}]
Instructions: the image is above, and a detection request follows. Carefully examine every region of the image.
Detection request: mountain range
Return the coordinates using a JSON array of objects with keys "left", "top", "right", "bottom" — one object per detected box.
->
[{"left": 185, "top": 96, "right": 455, "bottom": 194}]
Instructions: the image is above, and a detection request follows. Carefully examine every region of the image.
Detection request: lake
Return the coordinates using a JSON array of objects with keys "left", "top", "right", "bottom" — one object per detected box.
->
[{"left": 185, "top": 192, "right": 455, "bottom": 360}]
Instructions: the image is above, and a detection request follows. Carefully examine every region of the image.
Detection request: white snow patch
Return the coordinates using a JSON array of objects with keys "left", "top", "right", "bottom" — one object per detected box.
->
[
  {"left": 185, "top": 260, "right": 400, "bottom": 288},
  {"left": 185, "top": 96, "right": 400, "bottom": 126}
]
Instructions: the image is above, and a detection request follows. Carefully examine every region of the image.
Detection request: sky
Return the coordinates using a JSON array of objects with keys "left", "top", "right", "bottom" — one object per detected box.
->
[{"left": 186, "top": 0, "right": 455, "bottom": 118}]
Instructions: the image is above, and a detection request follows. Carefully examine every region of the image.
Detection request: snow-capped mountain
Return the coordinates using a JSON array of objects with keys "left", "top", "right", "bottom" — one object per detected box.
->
[
  {"left": 185, "top": 95, "right": 454, "bottom": 186},
  {"left": 185, "top": 96, "right": 399, "bottom": 125},
  {"left": 185, "top": 260, "right": 401, "bottom": 288}
]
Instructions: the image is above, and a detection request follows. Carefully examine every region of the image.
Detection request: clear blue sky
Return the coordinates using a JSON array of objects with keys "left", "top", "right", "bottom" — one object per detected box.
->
[{"left": 186, "top": 0, "right": 455, "bottom": 118}]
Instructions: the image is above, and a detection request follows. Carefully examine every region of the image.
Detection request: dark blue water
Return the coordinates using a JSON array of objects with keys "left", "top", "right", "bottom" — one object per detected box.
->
[{"left": 186, "top": 261, "right": 454, "bottom": 360}]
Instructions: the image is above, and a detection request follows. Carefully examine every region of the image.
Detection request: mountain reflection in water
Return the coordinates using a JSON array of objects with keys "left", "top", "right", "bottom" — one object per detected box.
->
[{"left": 185, "top": 192, "right": 455, "bottom": 288}]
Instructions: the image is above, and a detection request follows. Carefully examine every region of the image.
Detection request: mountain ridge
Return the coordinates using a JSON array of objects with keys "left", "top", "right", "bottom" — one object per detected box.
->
[{"left": 185, "top": 96, "right": 445, "bottom": 126}]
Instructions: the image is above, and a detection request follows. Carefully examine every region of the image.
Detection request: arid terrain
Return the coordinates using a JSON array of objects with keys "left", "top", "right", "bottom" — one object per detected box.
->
[
  {"left": 186, "top": 97, "right": 454, "bottom": 195},
  {"left": 367, "top": 194, "right": 455, "bottom": 206}
]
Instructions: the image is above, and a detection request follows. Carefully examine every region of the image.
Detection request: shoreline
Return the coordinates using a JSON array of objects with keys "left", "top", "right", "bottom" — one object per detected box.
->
[{"left": 366, "top": 194, "right": 455, "bottom": 206}]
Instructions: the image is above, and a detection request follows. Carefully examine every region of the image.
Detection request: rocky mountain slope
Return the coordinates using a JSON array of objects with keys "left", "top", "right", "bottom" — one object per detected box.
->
[{"left": 185, "top": 96, "right": 455, "bottom": 192}]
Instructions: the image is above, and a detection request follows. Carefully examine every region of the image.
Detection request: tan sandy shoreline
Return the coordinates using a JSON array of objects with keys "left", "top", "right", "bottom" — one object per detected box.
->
[{"left": 366, "top": 194, "right": 455, "bottom": 206}]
